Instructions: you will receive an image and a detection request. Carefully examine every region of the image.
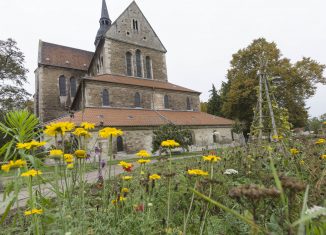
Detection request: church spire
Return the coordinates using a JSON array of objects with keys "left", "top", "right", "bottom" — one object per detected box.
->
[{"left": 94, "top": 0, "right": 111, "bottom": 47}]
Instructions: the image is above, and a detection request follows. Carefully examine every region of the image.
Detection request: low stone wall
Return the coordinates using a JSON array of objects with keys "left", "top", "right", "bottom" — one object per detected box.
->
[{"left": 43, "top": 125, "right": 236, "bottom": 156}]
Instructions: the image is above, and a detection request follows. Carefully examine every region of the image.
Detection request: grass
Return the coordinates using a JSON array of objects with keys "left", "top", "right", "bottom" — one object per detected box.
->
[{"left": 1, "top": 140, "right": 325, "bottom": 234}]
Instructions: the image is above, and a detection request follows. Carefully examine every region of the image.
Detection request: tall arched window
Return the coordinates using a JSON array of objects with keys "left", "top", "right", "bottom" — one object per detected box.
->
[
  {"left": 102, "top": 89, "right": 109, "bottom": 106},
  {"left": 70, "top": 77, "right": 77, "bottom": 97},
  {"left": 59, "top": 75, "right": 66, "bottom": 96},
  {"left": 136, "top": 49, "right": 142, "bottom": 77},
  {"left": 134, "top": 92, "right": 141, "bottom": 107},
  {"left": 126, "top": 52, "right": 132, "bottom": 76},
  {"left": 117, "top": 136, "right": 124, "bottom": 152},
  {"left": 186, "top": 97, "right": 191, "bottom": 110},
  {"left": 145, "top": 56, "right": 152, "bottom": 79},
  {"left": 164, "top": 95, "right": 169, "bottom": 109}
]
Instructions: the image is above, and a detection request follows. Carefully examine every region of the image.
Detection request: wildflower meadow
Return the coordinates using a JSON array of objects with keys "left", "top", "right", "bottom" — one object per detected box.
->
[{"left": 0, "top": 111, "right": 325, "bottom": 234}]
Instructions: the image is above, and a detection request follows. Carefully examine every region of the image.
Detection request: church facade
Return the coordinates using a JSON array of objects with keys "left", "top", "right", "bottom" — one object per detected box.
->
[{"left": 34, "top": 1, "right": 236, "bottom": 153}]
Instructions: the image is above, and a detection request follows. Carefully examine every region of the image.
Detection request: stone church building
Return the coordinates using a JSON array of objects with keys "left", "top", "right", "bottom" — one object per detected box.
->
[{"left": 34, "top": 0, "right": 235, "bottom": 153}]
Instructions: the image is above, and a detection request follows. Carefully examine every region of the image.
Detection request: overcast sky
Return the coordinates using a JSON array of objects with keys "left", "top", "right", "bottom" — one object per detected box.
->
[{"left": 1, "top": 0, "right": 325, "bottom": 117}]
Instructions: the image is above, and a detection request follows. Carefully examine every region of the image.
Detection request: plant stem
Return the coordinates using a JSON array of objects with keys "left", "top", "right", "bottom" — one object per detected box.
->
[
  {"left": 166, "top": 148, "right": 172, "bottom": 229},
  {"left": 184, "top": 181, "right": 197, "bottom": 234},
  {"left": 199, "top": 163, "right": 214, "bottom": 235}
]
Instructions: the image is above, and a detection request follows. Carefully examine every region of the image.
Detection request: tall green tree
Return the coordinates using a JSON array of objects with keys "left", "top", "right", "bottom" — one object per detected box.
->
[
  {"left": 0, "top": 38, "right": 30, "bottom": 115},
  {"left": 207, "top": 84, "right": 222, "bottom": 116},
  {"left": 200, "top": 102, "right": 208, "bottom": 112},
  {"left": 221, "top": 38, "right": 325, "bottom": 132}
]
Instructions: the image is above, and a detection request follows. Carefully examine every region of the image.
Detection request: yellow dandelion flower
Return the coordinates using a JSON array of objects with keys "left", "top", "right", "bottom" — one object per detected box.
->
[
  {"left": 24, "top": 208, "right": 43, "bottom": 216},
  {"left": 137, "top": 159, "right": 151, "bottom": 164},
  {"left": 122, "top": 176, "right": 133, "bottom": 181},
  {"left": 202, "top": 155, "right": 221, "bottom": 162},
  {"left": 321, "top": 154, "right": 326, "bottom": 160},
  {"left": 149, "top": 174, "right": 161, "bottom": 180},
  {"left": 1, "top": 164, "right": 11, "bottom": 172},
  {"left": 21, "top": 169, "right": 42, "bottom": 177},
  {"left": 161, "top": 140, "right": 180, "bottom": 148},
  {"left": 119, "top": 161, "right": 132, "bottom": 168},
  {"left": 111, "top": 199, "right": 117, "bottom": 205},
  {"left": 323, "top": 121, "right": 326, "bottom": 125},
  {"left": 44, "top": 122, "right": 75, "bottom": 136},
  {"left": 50, "top": 149, "right": 63, "bottom": 156},
  {"left": 11, "top": 159, "right": 27, "bottom": 168},
  {"left": 80, "top": 122, "right": 95, "bottom": 130},
  {"left": 272, "top": 135, "right": 283, "bottom": 140},
  {"left": 67, "top": 163, "right": 74, "bottom": 169},
  {"left": 16, "top": 140, "right": 46, "bottom": 150},
  {"left": 64, "top": 154, "right": 74, "bottom": 163},
  {"left": 299, "top": 160, "right": 305, "bottom": 165},
  {"left": 74, "top": 149, "right": 87, "bottom": 158},
  {"left": 315, "top": 138, "right": 326, "bottom": 144},
  {"left": 72, "top": 128, "right": 91, "bottom": 138},
  {"left": 136, "top": 150, "right": 151, "bottom": 158},
  {"left": 187, "top": 169, "right": 209, "bottom": 176},
  {"left": 121, "top": 187, "right": 129, "bottom": 193},
  {"left": 290, "top": 148, "right": 299, "bottom": 155},
  {"left": 98, "top": 127, "right": 123, "bottom": 138}
]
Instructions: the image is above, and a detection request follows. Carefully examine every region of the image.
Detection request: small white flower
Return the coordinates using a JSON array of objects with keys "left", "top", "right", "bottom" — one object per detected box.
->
[
  {"left": 148, "top": 203, "right": 153, "bottom": 207},
  {"left": 305, "top": 205, "right": 326, "bottom": 216},
  {"left": 223, "top": 169, "right": 238, "bottom": 175}
]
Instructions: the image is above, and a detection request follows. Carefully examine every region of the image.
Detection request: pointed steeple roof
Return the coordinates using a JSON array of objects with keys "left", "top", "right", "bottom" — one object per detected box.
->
[
  {"left": 94, "top": 0, "right": 111, "bottom": 47},
  {"left": 101, "top": 0, "right": 110, "bottom": 20}
]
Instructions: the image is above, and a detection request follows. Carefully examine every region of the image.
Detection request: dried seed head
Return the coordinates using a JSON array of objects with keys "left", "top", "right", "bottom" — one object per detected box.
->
[
  {"left": 280, "top": 176, "right": 306, "bottom": 192},
  {"left": 229, "top": 184, "right": 280, "bottom": 200}
]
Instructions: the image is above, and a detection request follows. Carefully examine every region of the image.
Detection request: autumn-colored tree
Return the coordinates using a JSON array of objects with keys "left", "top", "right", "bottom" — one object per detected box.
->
[{"left": 221, "top": 38, "right": 325, "bottom": 133}]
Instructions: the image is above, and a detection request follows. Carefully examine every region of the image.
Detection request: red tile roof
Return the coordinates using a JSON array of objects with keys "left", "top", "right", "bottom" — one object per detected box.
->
[
  {"left": 85, "top": 74, "right": 200, "bottom": 93},
  {"left": 47, "top": 108, "right": 233, "bottom": 127},
  {"left": 39, "top": 41, "right": 94, "bottom": 71}
]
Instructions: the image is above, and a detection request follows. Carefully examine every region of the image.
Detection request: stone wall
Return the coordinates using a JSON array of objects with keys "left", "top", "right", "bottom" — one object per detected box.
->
[
  {"left": 90, "top": 39, "right": 167, "bottom": 81},
  {"left": 35, "top": 66, "right": 86, "bottom": 122},
  {"left": 153, "top": 90, "right": 200, "bottom": 111},
  {"left": 84, "top": 80, "right": 200, "bottom": 111},
  {"left": 107, "top": 39, "right": 167, "bottom": 82},
  {"left": 191, "top": 126, "right": 234, "bottom": 146},
  {"left": 44, "top": 125, "right": 235, "bottom": 157}
]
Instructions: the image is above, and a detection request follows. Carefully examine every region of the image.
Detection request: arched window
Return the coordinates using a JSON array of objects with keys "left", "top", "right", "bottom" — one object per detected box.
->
[
  {"left": 164, "top": 95, "right": 169, "bottom": 109},
  {"left": 134, "top": 92, "right": 141, "bottom": 107},
  {"left": 70, "top": 77, "right": 77, "bottom": 97},
  {"left": 136, "top": 49, "right": 142, "bottom": 77},
  {"left": 117, "top": 136, "right": 124, "bottom": 152},
  {"left": 102, "top": 89, "right": 109, "bottom": 106},
  {"left": 186, "top": 97, "right": 191, "bottom": 110},
  {"left": 145, "top": 56, "right": 152, "bottom": 79},
  {"left": 59, "top": 75, "right": 66, "bottom": 96},
  {"left": 126, "top": 52, "right": 132, "bottom": 76}
]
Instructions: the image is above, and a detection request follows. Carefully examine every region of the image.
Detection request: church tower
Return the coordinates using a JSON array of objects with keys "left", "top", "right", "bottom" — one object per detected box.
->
[
  {"left": 94, "top": 0, "right": 112, "bottom": 47},
  {"left": 89, "top": 1, "right": 168, "bottom": 82}
]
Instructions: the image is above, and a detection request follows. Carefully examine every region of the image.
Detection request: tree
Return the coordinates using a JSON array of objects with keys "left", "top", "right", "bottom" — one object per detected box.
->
[
  {"left": 207, "top": 84, "right": 222, "bottom": 116},
  {"left": 200, "top": 102, "right": 208, "bottom": 112},
  {"left": 0, "top": 38, "right": 30, "bottom": 115},
  {"left": 307, "top": 117, "right": 322, "bottom": 137},
  {"left": 221, "top": 38, "right": 325, "bottom": 133},
  {"left": 152, "top": 124, "right": 192, "bottom": 153}
]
